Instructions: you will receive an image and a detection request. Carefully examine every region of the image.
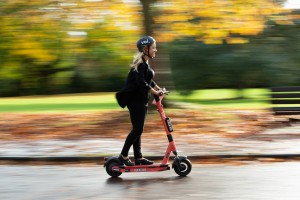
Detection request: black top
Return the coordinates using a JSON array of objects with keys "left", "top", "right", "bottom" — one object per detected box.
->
[{"left": 116, "top": 59, "right": 157, "bottom": 108}]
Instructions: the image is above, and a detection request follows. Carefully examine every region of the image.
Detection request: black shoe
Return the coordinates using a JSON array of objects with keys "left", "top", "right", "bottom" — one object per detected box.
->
[
  {"left": 135, "top": 158, "right": 154, "bottom": 165},
  {"left": 118, "top": 155, "right": 134, "bottom": 166}
]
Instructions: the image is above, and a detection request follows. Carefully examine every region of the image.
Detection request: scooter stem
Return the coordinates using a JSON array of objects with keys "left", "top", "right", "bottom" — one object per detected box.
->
[{"left": 153, "top": 94, "right": 177, "bottom": 164}]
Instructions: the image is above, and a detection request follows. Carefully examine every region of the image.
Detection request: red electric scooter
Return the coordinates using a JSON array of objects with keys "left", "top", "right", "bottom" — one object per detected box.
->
[{"left": 104, "top": 89, "right": 192, "bottom": 177}]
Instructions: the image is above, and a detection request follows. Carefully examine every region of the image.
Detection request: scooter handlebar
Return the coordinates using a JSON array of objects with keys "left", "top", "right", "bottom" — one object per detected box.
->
[{"left": 153, "top": 88, "right": 169, "bottom": 102}]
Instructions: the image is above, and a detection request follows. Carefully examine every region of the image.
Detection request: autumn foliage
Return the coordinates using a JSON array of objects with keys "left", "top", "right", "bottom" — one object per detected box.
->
[{"left": 0, "top": 108, "right": 286, "bottom": 141}]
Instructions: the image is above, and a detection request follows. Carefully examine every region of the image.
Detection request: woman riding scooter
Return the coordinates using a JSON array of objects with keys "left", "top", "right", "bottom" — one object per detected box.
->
[{"left": 116, "top": 36, "right": 162, "bottom": 166}]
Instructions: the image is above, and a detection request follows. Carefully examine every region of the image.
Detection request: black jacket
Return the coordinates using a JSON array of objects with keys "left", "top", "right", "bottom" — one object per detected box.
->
[{"left": 116, "top": 59, "right": 156, "bottom": 108}]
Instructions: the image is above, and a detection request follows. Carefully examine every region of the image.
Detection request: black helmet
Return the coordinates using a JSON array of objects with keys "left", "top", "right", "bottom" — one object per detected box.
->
[{"left": 136, "top": 36, "right": 156, "bottom": 53}]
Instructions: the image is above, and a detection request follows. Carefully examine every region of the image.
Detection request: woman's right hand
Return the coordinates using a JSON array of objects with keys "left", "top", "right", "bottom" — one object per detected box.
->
[{"left": 150, "top": 87, "right": 163, "bottom": 96}]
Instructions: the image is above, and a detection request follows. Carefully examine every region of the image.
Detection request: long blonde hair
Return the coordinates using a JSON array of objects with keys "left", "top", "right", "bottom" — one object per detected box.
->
[{"left": 131, "top": 52, "right": 145, "bottom": 70}]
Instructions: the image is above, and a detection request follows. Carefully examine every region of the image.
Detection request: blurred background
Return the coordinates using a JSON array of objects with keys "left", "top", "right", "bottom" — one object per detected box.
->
[{"left": 0, "top": 0, "right": 299, "bottom": 98}]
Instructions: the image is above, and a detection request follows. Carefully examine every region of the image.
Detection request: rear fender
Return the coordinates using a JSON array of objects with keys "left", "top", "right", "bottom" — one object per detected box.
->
[{"left": 103, "top": 156, "right": 121, "bottom": 167}]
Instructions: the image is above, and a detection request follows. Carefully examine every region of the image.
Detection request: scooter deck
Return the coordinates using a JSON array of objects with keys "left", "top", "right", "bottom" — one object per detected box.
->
[{"left": 112, "top": 163, "right": 170, "bottom": 173}]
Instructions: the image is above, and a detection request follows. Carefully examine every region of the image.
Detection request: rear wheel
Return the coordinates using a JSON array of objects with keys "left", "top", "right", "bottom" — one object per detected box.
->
[
  {"left": 174, "top": 159, "right": 192, "bottom": 176},
  {"left": 106, "top": 161, "right": 122, "bottom": 177}
]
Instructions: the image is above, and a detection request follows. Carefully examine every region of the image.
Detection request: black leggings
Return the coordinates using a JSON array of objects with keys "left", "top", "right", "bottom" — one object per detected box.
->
[{"left": 121, "top": 100, "right": 147, "bottom": 159}]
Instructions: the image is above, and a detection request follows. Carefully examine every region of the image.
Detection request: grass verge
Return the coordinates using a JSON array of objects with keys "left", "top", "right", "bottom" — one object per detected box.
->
[{"left": 0, "top": 89, "right": 271, "bottom": 113}]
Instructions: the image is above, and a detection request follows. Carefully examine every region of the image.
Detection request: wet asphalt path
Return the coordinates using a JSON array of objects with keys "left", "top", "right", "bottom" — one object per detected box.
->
[{"left": 1, "top": 162, "right": 300, "bottom": 200}]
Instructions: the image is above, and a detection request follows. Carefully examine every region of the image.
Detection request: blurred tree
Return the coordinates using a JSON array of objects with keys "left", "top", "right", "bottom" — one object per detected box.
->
[
  {"left": 249, "top": 12, "right": 300, "bottom": 87},
  {"left": 169, "top": 10, "right": 300, "bottom": 94},
  {"left": 1, "top": 0, "right": 299, "bottom": 97},
  {"left": 153, "top": 0, "right": 300, "bottom": 95},
  {"left": 0, "top": 0, "right": 73, "bottom": 95},
  {"left": 140, "top": 0, "right": 157, "bottom": 36},
  {"left": 63, "top": 0, "right": 142, "bottom": 92},
  {"left": 154, "top": 0, "right": 289, "bottom": 44},
  {"left": 0, "top": 0, "right": 141, "bottom": 96}
]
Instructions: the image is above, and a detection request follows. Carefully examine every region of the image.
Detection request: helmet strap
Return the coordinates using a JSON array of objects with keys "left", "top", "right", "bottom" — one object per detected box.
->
[{"left": 143, "top": 46, "right": 152, "bottom": 59}]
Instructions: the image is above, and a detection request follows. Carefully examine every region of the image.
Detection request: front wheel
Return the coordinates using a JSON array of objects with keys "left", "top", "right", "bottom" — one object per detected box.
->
[
  {"left": 174, "top": 159, "right": 192, "bottom": 176},
  {"left": 106, "top": 161, "right": 122, "bottom": 177}
]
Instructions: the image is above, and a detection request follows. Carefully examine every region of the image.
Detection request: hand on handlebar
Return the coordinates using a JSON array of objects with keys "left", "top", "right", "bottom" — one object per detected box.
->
[
  {"left": 156, "top": 88, "right": 169, "bottom": 96},
  {"left": 152, "top": 88, "right": 169, "bottom": 103},
  {"left": 157, "top": 89, "right": 164, "bottom": 96},
  {"left": 151, "top": 87, "right": 169, "bottom": 97}
]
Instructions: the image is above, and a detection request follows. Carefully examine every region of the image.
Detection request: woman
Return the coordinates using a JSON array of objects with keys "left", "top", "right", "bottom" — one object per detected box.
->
[{"left": 116, "top": 36, "right": 162, "bottom": 166}]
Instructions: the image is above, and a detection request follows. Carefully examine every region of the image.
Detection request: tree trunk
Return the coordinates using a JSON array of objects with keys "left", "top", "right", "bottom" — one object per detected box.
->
[{"left": 140, "top": 0, "right": 155, "bottom": 36}]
